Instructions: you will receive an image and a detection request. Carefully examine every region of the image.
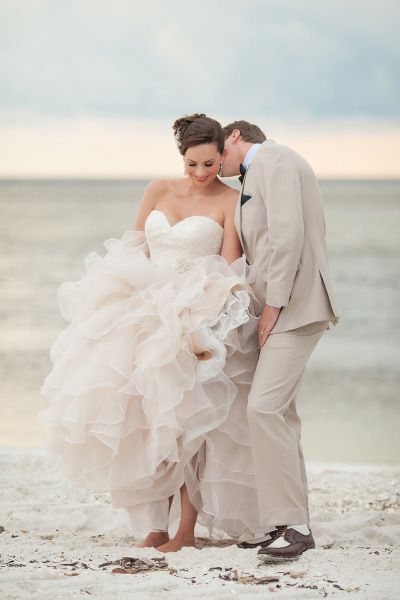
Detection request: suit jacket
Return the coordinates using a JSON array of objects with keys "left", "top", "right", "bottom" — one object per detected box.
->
[{"left": 235, "top": 140, "right": 339, "bottom": 333}]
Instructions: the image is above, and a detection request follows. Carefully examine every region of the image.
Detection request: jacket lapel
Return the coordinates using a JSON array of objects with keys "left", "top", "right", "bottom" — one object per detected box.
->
[
  {"left": 234, "top": 192, "right": 244, "bottom": 249},
  {"left": 236, "top": 165, "right": 250, "bottom": 247}
]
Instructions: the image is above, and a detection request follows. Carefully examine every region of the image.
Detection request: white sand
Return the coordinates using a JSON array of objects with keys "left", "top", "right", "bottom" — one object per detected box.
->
[{"left": 1, "top": 450, "right": 399, "bottom": 599}]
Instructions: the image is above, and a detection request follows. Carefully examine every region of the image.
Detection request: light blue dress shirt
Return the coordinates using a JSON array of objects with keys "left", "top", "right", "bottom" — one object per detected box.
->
[{"left": 243, "top": 143, "right": 261, "bottom": 170}]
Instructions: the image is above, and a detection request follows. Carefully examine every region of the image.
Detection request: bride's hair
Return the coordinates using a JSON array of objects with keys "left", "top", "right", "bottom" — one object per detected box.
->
[{"left": 173, "top": 113, "right": 224, "bottom": 155}]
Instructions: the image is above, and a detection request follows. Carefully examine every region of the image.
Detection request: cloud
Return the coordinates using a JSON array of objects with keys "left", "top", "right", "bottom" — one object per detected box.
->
[{"left": 0, "top": 0, "right": 399, "bottom": 119}]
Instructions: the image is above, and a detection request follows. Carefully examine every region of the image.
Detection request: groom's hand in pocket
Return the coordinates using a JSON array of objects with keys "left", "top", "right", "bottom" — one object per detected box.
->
[{"left": 258, "top": 305, "right": 281, "bottom": 347}]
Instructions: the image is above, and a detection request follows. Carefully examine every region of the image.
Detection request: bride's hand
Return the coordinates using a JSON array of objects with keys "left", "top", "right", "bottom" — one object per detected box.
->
[{"left": 195, "top": 350, "right": 212, "bottom": 361}]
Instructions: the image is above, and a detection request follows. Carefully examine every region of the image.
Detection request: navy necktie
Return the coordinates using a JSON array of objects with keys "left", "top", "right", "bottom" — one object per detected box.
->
[{"left": 239, "top": 163, "right": 246, "bottom": 184}]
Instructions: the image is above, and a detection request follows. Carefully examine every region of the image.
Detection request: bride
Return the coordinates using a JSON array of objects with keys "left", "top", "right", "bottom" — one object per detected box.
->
[{"left": 40, "top": 113, "right": 262, "bottom": 552}]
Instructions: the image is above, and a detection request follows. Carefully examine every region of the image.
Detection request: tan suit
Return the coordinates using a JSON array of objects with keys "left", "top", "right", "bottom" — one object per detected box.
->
[{"left": 236, "top": 140, "right": 339, "bottom": 527}]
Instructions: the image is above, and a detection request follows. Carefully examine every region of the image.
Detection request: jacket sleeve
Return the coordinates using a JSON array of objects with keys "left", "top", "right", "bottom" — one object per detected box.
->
[{"left": 259, "top": 150, "right": 304, "bottom": 307}]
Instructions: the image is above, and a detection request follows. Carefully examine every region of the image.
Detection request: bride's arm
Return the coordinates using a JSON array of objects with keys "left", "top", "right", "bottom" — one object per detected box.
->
[
  {"left": 134, "top": 181, "right": 164, "bottom": 230},
  {"left": 220, "top": 195, "right": 243, "bottom": 264}
]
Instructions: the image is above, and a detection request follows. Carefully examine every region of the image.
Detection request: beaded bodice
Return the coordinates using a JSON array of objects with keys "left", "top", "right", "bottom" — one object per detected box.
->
[{"left": 144, "top": 210, "right": 224, "bottom": 272}]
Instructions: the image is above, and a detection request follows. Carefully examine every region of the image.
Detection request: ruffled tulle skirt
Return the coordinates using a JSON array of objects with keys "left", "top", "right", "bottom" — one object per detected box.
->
[{"left": 40, "top": 231, "right": 263, "bottom": 539}]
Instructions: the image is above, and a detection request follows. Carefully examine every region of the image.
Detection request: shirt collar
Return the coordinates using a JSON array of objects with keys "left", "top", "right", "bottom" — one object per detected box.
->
[{"left": 243, "top": 143, "right": 261, "bottom": 170}]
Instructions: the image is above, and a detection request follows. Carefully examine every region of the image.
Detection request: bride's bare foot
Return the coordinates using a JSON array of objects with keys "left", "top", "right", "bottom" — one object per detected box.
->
[
  {"left": 136, "top": 531, "right": 170, "bottom": 548},
  {"left": 156, "top": 536, "right": 196, "bottom": 553}
]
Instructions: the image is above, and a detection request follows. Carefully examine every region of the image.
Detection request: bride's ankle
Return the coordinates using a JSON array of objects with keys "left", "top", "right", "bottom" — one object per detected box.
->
[{"left": 173, "top": 531, "right": 195, "bottom": 545}]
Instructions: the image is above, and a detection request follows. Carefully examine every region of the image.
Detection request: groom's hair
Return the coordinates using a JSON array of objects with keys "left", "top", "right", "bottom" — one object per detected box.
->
[{"left": 222, "top": 120, "right": 266, "bottom": 143}]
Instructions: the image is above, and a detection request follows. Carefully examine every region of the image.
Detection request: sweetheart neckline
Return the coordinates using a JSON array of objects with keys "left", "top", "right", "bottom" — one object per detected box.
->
[{"left": 149, "top": 209, "right": 224, "bottom": 232}]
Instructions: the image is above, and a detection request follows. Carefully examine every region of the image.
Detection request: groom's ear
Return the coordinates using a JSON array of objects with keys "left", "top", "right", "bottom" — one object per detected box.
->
[{"left": 231, "top": 129, "right": 241, "bottom": 143}]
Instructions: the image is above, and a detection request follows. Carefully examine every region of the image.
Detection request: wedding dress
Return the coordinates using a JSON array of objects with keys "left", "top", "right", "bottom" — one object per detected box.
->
[{"left": 40, "top": 209, "right": 263, "bottom": 539}]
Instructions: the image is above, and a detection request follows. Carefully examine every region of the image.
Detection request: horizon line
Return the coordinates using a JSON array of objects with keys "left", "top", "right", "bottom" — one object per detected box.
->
[{"left": 1, "top": 175, "right": 400, "bottom": 183}]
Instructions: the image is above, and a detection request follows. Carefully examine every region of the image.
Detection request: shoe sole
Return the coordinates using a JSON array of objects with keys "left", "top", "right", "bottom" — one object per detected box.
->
[
  {"left": 258, "top": 554, "right": 301, "bottom": 563},
  {"left": 258, "top": 544, "right": 316, "bottom": 563}
]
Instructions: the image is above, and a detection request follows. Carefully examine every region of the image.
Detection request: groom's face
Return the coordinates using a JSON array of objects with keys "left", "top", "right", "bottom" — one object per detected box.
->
[{"left": 222, "top": 133, "right": 241, "bottom": 177}]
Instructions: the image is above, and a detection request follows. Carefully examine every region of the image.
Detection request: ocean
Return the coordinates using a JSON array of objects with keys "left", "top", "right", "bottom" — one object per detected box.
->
[{"left": 1, "top": 179, "right": 399, "bottom": 463}]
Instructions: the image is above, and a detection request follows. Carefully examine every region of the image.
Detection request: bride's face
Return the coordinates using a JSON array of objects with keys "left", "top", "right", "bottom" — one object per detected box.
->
[{"left": 184, "top": 143, "right": 221, "bottom": 186}]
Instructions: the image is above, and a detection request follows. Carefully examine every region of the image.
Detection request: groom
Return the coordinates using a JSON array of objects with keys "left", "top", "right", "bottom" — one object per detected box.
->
[{"left": 221, "top": 121, "right": 339, "bottom": 560}]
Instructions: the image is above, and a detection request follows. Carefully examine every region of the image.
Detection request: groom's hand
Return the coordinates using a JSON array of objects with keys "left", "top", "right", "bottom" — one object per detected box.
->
[{"left": 258, "top": 305, "right": 281, "bottom": 347}]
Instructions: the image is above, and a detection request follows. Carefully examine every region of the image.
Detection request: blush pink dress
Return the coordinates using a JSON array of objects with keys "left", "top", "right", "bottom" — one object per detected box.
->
[{"left": 40, "top": 209, "right": 263, "bottom": 540}]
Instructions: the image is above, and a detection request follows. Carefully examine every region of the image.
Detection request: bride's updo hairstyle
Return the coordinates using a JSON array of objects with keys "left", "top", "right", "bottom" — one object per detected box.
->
[{"left": 173, "top": 113, "right": 224, "bottom": 156}]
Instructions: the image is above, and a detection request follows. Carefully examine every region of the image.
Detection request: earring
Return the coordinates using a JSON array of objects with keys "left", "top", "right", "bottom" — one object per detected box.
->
[{"left": 218, "top": 162, "right": 223, "bottom": 176}]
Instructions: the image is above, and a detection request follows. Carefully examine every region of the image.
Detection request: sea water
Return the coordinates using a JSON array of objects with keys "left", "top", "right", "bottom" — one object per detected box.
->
[{"left": 1, "top": 179, "right": 399, "bottom": 463}]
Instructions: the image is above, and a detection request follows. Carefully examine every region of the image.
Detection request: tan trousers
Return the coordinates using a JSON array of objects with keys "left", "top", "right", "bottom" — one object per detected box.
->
[{"left": 247, "top": 321, "right": 328, "bottom": 528}]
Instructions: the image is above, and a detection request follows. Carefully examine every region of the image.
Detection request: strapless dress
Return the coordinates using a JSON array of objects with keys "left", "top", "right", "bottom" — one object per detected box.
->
[{"left": 40, "top": 209, "right": 263, "bottom": 539}]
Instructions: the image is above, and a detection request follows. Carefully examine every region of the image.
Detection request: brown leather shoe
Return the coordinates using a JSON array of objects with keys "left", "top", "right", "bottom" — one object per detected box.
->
[
  {"left": 237, "top": 526, "right": 287, "bottom": 549},
  {"left": 257, "top": 527, "right": 315, "bottom": 561}
]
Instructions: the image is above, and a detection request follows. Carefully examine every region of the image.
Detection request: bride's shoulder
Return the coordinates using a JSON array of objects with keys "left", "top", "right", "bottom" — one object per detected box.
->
[
  {"left": 219, "top": 182, "right": 240, "bottom": 204},
  {"left": 214, "top": 183, "right": 239, "bottom": 221},
  {"left": 221, "top": 182, "right": 240, "bottom": 197},
  {"left": 144, "top": 179, "right": 168, "bottom": 195},
  {"left": 145, "top": 178, "right": 185, "bottom": 196}
]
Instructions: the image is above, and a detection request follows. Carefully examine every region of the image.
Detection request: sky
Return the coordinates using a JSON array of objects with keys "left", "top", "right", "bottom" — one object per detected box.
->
[{"left": 0, "top": 0, "right": 399, "bottom": 178}]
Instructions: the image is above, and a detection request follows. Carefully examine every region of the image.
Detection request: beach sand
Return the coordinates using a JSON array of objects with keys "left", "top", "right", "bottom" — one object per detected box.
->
[{"left": 1, "top": 450, "right": 399, "bottom": 599}]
